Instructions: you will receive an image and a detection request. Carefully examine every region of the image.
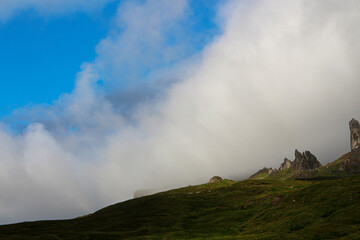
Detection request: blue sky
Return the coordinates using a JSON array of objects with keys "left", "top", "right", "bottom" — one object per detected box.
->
[
  {"left": 0, "top": 0, "right": 220, "bottom": 119},
  {"left": 0, "top": 12, "right": 107, "bottom": 117}
]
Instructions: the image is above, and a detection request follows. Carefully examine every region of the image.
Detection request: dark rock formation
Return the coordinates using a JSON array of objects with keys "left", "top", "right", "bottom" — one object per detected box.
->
[
  {"left": 209, "top": 176, "right": 223, "bottom": 183},
  {"left": 279, "top": 158, "right": 292, "bottom": 171},
  {"left": 349, "top": 118, "right": 360, "bottom": 151},
  {"left": 292, "top": 149, "right": 321, "bottom": 170}
]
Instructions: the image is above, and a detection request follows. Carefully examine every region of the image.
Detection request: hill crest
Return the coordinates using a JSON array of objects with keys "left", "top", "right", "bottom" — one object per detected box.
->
[{"left": 249, "top": 118, "right": 360, "bottom": 180}]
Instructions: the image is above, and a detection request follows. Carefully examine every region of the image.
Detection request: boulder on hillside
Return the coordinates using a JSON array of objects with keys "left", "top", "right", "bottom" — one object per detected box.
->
[{"left": 209, "top": 176, "right": 223, "bottom": 183}]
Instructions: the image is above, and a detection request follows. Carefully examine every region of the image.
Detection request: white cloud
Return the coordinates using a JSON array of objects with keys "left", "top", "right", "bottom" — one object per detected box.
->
[
  {"left": 94, "top": 0, "right": 190, "bottom": 85},
  {"left": 1, "top": 0, "right": 360, "bottom": 224},
  {"left": 0, "top": 0, "right": 115, "bottom": 22}
]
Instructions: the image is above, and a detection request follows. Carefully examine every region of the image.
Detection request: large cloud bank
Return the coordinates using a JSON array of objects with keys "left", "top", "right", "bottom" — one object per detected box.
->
[{"left": 1, "top": 0, "right": 360, "bottom": 224}]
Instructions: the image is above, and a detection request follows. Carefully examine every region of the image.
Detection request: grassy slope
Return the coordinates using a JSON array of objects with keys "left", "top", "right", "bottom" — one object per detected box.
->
[
  {"left": 0, "top": 176, "right": 359, "bottom": 240},
  {"left": 313, "top": 150, "right": 360, "bottom": 177},
  {"left": 248, "top": 168, "right": 272, "bottom": 179},
  {"left": 262, "top": 151, "right": 360, "bottom": 181}
]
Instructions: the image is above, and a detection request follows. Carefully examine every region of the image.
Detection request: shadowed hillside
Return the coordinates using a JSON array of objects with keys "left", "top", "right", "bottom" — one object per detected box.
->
[{"left": 0, "top": 172, "right": 359, "bottom": 239}]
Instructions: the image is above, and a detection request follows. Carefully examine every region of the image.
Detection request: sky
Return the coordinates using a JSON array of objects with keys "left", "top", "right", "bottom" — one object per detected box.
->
[
  {"left": 0, "top": 0, "right": 360, "bottom": 224},
  {"left": 0, "top": 0, "right": 220, "bottom": 119}
]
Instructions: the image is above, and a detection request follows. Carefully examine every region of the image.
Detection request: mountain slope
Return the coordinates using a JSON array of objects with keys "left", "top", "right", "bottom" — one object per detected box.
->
[
  {"left": 249, "top": 150, "right": 360, "bottom": 181},
  {"left": 0, "top": 173, "right": 359, "bottom": 240}
]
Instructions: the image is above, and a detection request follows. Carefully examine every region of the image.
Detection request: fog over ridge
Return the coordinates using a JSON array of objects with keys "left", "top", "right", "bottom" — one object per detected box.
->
[{"left": 0, "top": 0, "right": 360, "bottom": 224}]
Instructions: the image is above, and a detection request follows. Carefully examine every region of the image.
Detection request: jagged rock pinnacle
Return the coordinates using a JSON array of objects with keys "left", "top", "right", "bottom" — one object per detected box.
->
[
  {"left": 292, "top": 150, "right": 321, "bottom": 170},
  {"left": 295, "top": 149, "right": 302, "bottom": 160}
]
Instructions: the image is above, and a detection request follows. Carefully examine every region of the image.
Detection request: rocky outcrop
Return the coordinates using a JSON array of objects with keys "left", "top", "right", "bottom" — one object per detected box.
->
[
  {"left": 277, "top": 150, "right": 321, "bottom": 171},
  {"left": 349, "top": 118, "right": 360, "bottom": 151},
  {"left": 249, "top": 118, "right": 360, "bottom": 180},
  {"left": 279, "top": 158, "right": 292, "bottom": 171},
  {"left": 209, "top": 176, "right": 223, "bottom": 183},
  {"left": 292, "top": 149, "right": 322, "bottom": 170}
]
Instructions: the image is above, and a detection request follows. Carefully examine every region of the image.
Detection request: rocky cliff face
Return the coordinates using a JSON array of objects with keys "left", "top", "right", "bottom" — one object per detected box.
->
[
  {"left": 349, "top": 118, "right": 360, "bottom": 151},
  {"left": 249, "top": 118, "right": 360, "bottom": 180},
  {"left": 249, "top": 150, "right": 321, "bottom": 179},
  {"left": 292, "top": 150, "right": 322, "bottom": 170},
  {"left": 279, "top": 158, "right": 292, "bottom": 170},
  {"left": 277, "top": 150, "right": 321, "bottom": 171}
]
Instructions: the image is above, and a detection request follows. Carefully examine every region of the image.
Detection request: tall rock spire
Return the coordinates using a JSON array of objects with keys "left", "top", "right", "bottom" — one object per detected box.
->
[{"left": 349, "top": 118, "right": 360, "bottom": 151}]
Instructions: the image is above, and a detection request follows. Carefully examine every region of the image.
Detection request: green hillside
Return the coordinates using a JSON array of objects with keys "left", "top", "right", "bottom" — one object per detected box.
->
[
  {"left": 0, "top": 170, "right": 360, "bottom": 239},
  {"left": 264, "top": 150, "right": 360, "bottom": 181}
]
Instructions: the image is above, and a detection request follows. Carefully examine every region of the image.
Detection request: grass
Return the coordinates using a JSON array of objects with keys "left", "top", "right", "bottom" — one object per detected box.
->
[
  {"left": 261, "top": 151, "right": 360, "bottom": 181},
  {"left": 0, "top": 174, "right": 359, "bottom": 240},
  {"left": 266, "top": 167, "right": 294, "bottom": 180},
  {"left": 248, "top": 168, "right": 272, "bottom": 179}
]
